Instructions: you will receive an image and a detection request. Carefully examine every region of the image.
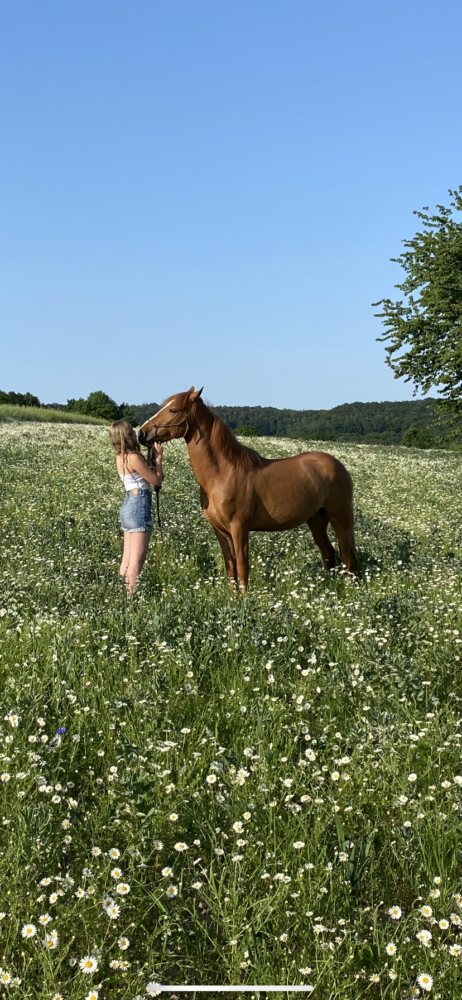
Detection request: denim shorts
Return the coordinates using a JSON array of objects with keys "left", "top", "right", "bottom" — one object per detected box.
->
[{"left": 119, "top": 490, "right": 153, "bottom": 532}]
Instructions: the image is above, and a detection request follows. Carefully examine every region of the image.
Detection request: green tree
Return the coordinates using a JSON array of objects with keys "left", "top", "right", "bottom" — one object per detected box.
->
[
  {"left": 374, "top": 186, "right": 462, "bottom": 436},
  {"left": 119, "top": 403, "right": 135, "bottom": 425},
  {"left": 402, "top": 426, "right": 434, "bottom": 449},
  {"left": 235, "top": 424, "right": 258, "bottom": 436},
  {"left": 66, "top": 391, "right": 134, "bottom": 424},
  {"left": 0, "top": 390, "right": 41, "bottom": 407}
]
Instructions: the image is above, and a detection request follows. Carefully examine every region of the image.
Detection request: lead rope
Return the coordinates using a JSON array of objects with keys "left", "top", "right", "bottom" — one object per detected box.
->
[
  {"left": 155, "top": 486, "right": 163, "bottom": 540},
  {"left": 146, "top": 418, "right": 189, "bottom": 542}
]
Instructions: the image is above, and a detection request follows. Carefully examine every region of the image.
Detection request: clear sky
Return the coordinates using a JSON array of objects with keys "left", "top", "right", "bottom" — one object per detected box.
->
[{"left": 1, "top": 0, "right": 461, "bottom": 410}]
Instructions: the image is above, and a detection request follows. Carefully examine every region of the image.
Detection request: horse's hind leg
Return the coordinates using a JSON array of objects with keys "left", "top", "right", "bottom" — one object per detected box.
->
[
  {"left": 329, "top": 508, "right": 357, "bottom": 574},
  {"left": 212, "top": 526, "right": 238, "bottom": 589},
  {"left": 307, "top": 508, "right": 336, "bottom": 571}
]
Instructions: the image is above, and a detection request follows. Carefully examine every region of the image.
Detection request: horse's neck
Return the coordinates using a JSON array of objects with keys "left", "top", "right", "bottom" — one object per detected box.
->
[{"left": 186, "top": 405, "right": 223, "bottom": 492}]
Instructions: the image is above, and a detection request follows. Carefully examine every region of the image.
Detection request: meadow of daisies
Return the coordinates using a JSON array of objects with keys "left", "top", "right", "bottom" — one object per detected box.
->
[{"left": 1, "top": 421, "right": 462, "bottom": 1000}]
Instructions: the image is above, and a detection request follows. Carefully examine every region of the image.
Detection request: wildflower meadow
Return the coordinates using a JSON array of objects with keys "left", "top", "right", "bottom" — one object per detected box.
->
[{"left": 1, "top": 421, "right": 462, "bottom": 1000}]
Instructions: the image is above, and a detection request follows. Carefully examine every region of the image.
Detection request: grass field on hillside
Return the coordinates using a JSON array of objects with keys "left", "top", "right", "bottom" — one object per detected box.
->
[
  {"left": 1, "top": 422, "right": 462, "bottom": 999},
  {"left": 0, "top": 405, "right": 108, "bottom": 425}
]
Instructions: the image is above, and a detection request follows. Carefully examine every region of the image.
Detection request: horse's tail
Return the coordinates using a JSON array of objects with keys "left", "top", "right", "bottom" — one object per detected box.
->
[
  {"left": 349, "top": 513, "right": 357, "bottom": 572},
  {"left": 347, "top": 471, "right": 357, "bottom": 573}
]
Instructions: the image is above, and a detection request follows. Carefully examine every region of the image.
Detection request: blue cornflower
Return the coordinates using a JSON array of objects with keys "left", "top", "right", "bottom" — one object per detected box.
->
[{"left": 56, "top": 728, "right": 67, "bottom": 736}]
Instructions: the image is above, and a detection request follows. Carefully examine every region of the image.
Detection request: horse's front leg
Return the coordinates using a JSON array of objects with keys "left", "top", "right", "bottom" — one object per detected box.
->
[
  {"left": 229, "top": 523, "right": 249, "bottom": 593},
  {"left": 212, "top": 525, "right": 238, "bottom": 590}
]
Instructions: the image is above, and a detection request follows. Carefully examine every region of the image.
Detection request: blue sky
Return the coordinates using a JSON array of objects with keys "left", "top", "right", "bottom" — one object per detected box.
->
[{"left": 1, "top": 0, "right": 461, "bottom": 409}]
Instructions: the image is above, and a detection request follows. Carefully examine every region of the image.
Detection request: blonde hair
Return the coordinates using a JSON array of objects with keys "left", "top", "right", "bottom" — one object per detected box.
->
[{"left": 109, "top": 420, "right": 141, "bottom": 458}]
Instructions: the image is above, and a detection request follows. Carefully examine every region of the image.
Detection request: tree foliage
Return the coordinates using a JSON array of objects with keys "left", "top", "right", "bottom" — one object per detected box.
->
[
  {"left": 374, "top": 187, "right": 462, "bottom": 432},
  {"left": 0, "top": 390, "right": 41, "bottom": 408},
  {"left": 402, "top": 426, "right": 434, "bottom": 449},
  {"left": 129, "top": 402, "right": 159, "bottom": 427},
  {"left": 66, "top": 391, "right": 134, "bottom": 424},
  {"left": 2, "top": 390, "right": 459, "bottom": 446},
  {"left": 211, "top": 398, "right": 449, "bottom": 445},
  {"left": 235, "top": 423, "right": 259, "bottom": 436}
]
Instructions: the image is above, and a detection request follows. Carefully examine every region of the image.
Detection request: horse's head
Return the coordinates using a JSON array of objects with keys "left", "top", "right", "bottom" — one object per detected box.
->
[{"left": 138, "top": 387, "right": 203, "bottom": 447}]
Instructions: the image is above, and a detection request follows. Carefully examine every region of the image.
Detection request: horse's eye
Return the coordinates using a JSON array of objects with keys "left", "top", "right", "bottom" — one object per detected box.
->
[{"left": 169, "top": 408, "right": 177, "bottom": 414}]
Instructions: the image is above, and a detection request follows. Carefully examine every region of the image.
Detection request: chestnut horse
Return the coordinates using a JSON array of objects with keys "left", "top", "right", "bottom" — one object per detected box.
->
[{"left": 139, "top": 387, "right": 356, "bottom": 591}]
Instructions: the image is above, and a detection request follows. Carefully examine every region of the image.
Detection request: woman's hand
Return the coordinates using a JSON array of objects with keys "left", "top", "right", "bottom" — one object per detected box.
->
[{"left": 146, "top": 442, "right": 163, "bottom": 468}]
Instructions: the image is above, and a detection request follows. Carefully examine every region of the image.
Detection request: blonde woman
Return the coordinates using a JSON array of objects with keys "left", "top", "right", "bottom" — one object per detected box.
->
[{"left": 109, "top": 419, "right": 163, "bottom": 593}]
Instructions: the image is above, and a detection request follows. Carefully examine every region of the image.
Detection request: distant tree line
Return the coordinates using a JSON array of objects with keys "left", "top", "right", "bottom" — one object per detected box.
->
[
  {"left": 2, "top": 391, "right": 459, "bottom": 447},
  {"left": 128, "top": 397, "right": 455, "bottom": 447},
  {"left": 211, "top": 398, "right": 453, "bottom": 446},
  {"left": 0, "top": 390, "right": 42, "bottom": 408}
]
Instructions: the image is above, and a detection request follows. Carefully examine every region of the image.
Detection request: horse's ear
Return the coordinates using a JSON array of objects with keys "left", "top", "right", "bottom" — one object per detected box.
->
[{"left": 189, "top": 387, "right": 203, "bottom": 403}]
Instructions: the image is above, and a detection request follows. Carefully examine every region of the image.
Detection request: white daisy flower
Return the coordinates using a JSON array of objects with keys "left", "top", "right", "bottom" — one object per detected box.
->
[
  {"left": 417, "top": 972, "right": 433, "bottom": 991},
  {"left": 43, "top": 931, "right": 58, "bottom": 949},
  {"left": 116, "top": 882, "right": 130, "bottom": 895},
  {"left": 79, "top": 955, "right": 98, "bottom": 973},
  {"left": 21, "top": 924, "right": 36, "bottom": 938},
  {"left": 416, "top": 929, "right": 432, "bottom": 946}
]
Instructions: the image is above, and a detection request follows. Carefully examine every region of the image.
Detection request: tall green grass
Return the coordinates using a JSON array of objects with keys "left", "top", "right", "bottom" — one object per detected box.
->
[
  {"left": 0, "top": 422, "right": 461, "bottom": 997},
  {"left": 0, "top": 404, "right": 108, "bottom": 425}
]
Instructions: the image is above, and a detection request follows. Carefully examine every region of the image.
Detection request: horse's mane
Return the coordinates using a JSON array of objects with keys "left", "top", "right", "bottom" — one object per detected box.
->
[{"left": 209, "top": 412, "right": 266, "bottom": 471}]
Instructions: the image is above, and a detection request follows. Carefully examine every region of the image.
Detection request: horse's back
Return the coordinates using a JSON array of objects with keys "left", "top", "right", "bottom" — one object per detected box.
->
[
  {"left": 246, "top": 449, "right": 352, "bottom": 530},
  {"left": 256, "top": 449, "right": 351, "bottom": 493}
]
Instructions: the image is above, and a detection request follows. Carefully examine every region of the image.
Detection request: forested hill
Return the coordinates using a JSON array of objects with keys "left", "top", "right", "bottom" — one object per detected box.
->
[
  {"left": 2, "top": 392, "right": 450, "bottom": 445},
  {"left": 130, "top": 398, "right": 445, "bottom": 446},
  {"left": 213, "top": 398, "right": 440, "bottom": 444}
]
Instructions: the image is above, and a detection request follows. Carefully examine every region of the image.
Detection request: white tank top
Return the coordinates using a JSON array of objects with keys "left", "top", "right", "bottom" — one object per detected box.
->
[{"left": 119, "top": 467, "right": 151, "bottom": 492}]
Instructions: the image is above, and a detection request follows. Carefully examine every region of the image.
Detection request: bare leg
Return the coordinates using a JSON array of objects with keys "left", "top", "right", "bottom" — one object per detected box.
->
[
  {"left": 119, "top": 532, "right": 132, "bottom": 578},
  {"left": 125, "top": 531, "right": 152, "bottom": 594},
  {"left": 212, "top": 526, "right": 238, "bottom": 588},
  {"left": 329, "top": 511, "right": 357, "bottom": 574},
  {"left": 229, "top": 523, "right": 250, "bottom": 593},
  {"left": 307, "top": 508, "right": 336, "bottom": 571}
]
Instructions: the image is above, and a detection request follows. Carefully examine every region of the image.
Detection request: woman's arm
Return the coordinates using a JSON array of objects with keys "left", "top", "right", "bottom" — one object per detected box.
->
[{"left": 128, "top": 451, "right": 163, "bottom": 487}]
